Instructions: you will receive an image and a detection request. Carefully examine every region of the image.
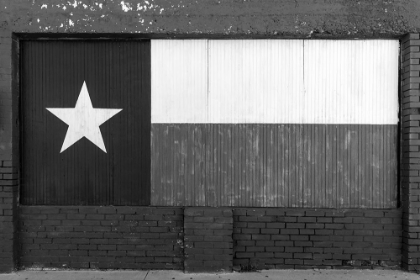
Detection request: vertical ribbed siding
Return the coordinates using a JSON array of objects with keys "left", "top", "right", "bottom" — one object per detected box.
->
[
  {"left": 151, "top": 40, "right": 208, "bottom": 123},
  {"left": 208, "top": 40, "right": 304, "bottom": 123},
  {"left": 303, "top": 40, "right": 399, "bottom": 125},
  {"left": 151, "top": 124, "right": 398, "bottom": 208},
  {"left": 21, "top": 41, "right": 151, "bottom": 205},
  {"left": 151, "top": 39, "right": 399, "bottom": 125},
  {"left": 150, "top": 39, "right": 399, "bottom": 208}
]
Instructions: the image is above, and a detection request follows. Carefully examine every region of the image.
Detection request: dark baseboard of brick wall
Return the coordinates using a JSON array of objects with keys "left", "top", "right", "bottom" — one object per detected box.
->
[
  {"left": 18, "top": 206, "right": 184, "bottom": 270},
  {"left": 233, "top": 208, "right": 402, "bottom": 270},
  {"left": 19, "top": 206, "right": 402, "bottom": 272}
]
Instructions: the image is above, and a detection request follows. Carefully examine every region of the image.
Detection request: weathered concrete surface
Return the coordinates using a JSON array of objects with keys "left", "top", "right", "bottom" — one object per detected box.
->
[
  {"left": 1, "top": 270, "right": 420, "bottom": 280},
  {"left": 0, "top": 0, "right": 419, "bottom": 37}
]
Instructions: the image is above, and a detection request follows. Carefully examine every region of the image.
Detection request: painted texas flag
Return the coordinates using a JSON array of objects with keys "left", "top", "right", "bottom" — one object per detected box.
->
[{"left": 21, "top": 39, "right": 399, "bottom": 209}]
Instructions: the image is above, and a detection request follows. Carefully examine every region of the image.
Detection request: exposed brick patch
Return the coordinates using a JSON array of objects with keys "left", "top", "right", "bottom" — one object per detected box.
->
[
  {"left": 0, "top": 160, "right": 18, "bottom": 273},
  {"left": 233, "top": 208, "right": 402, "bottom": 270},
  {"left": 401, "top": 33, "right": 420, "bottom": 272},
  {"left": 16, "top": 206, "right": 404, "bottom": 271},
  {"left": 184, "top": 207, "right": 233, "bottom": 273},
  {"left": 19, "top": 206, "right": 184, "bottom": 270}
]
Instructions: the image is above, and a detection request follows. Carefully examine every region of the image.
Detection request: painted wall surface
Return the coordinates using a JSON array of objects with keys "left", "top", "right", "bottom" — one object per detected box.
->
[
  {"left": 0, "top": 0, "right": 420, "bottom": 37},
  {"left": 152, "top": 40, "right": 399, "bottom": 124},
  {"left": 151, "top": 39, "right": 399, "bottom": 208},
  {"left": 152, "top": 124, "right": 398, "bottom": 208},
  {"left": 20, "top": 40, "right": 151, "bottom": 206}
]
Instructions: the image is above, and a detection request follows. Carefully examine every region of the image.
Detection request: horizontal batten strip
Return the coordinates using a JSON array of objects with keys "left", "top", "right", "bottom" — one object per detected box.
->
[{"left": 151, "top": 39, "right": 399, "bottom": 125}]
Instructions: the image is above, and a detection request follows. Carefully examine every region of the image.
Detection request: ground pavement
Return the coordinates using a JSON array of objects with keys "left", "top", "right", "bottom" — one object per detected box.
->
[{"left": 1, "top": 270, "right": 420, "bottom": 280}]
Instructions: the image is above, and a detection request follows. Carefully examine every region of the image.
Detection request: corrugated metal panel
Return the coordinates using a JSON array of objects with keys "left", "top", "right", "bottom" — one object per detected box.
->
[
  {"left": 21, "top": 40, "right": 151, "bottom": 205},
  {"left": 151, "top": 123, "right": 398, "bottom": 208},
  {"left": 208, "top": 40, "right": 304, "bottom": 123},
  {"left": 303, "top": 40, "right": 399, "bottom": 125},
  {"left": 151, "top": 40, "right": 208, "bottom": 123},
  {"left": 151, "top": 39, "right": 399, "bottom": 125}
]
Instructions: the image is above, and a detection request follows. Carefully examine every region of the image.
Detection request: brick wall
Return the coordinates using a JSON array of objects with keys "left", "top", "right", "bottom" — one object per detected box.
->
[
  {"left": 0, "top": 160, "right": 18, "bottom": 273},
  {"left": 401, "top": 33, "right": 420, "bottom": 272},
  {"left": 184, "top": 208, "right": 233, "bottom": 272},
  {"left": 18, "top": 206, "right": 404, "bottom": 271},
  {"left": 0, "top": 30, "right": 17, "bottom": 273},
  {"left": 233, "top": 208, "right": 402, "bottom": 270},
  {"left": 5, "top": 32, "right": 414, "bottom": 273},
  {"left": 19, "top": 206, "right": 184, "bottom": 270}
]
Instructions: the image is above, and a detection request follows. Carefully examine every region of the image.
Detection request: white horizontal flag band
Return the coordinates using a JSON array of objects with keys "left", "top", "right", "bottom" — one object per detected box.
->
[{"left": 151, "top": 39, "right": 399, "bottom": 125}]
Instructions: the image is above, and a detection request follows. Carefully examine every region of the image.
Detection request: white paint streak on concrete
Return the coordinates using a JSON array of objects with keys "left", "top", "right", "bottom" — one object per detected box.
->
[
  {"left": 151, "top": 40, "right": 399, "bottom": 125},
  {"left": 120, "top": 1, "right": 132, "bottom": 12}
]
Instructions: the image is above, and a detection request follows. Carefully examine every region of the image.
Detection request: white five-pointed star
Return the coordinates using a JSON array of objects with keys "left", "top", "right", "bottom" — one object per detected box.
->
[{"left": 46, "top": 81, "right": 122, "bottom": 153}]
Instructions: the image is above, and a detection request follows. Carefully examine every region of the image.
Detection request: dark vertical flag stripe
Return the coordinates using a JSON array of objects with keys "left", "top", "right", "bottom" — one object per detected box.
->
[
  {"left": 151, "top": 124, "right": 398, "bottom": 208},
  {"left": 21, "top": 40, "right": 151, "bottom": 205}
]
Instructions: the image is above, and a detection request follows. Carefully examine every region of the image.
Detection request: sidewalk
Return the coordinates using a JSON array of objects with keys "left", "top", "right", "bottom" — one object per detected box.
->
[{"left": 1, "top": 270, "right": 420, "bottom": 280}]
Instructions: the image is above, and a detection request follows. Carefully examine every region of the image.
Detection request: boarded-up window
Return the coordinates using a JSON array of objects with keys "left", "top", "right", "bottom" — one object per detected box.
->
[{"left": 21, "top": 40, "right": 151, "bottom": 205}]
